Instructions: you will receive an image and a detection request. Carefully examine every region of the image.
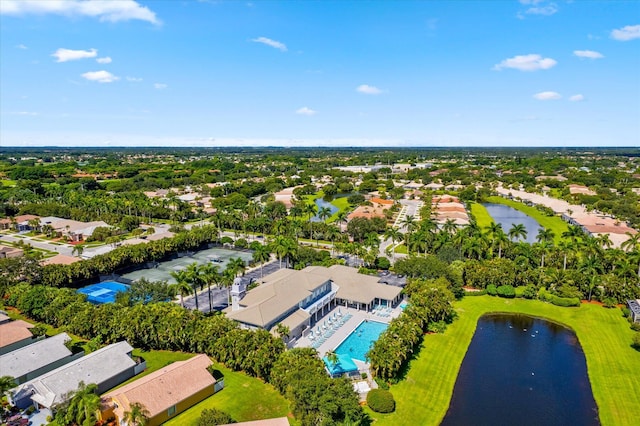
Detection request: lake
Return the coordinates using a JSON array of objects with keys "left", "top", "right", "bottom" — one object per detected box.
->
[
  {"left": 483, "top": 203, "right": 543, "bottom": 243},
  {"left": 311, "top": 193, "right": 351, "bottom": 222},
  {"left": 441, "top": 314, "right": 599, "bottom": 426}
]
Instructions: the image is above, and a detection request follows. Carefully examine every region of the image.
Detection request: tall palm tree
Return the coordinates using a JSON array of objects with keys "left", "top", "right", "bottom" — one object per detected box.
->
[
  {"left": 318, "top": 206, "right": 333, "bottom": 223},
  {"left": 508, "top": 223, "right": 528, "bottom": 242},
  {"left": 252, "top": 244, "right": 271, "bottom": 278},
  {"left": 494, "top": 228, "right": 509, "bottom": 259},
  {"left": 536, "top": 228, "right": 555, "bottom": 244},
  {"left": 123, "top": 402, "right": 150, "bottom": 426},
  {"left": 200, "top": 263, "right": 221, "bottom": 312},
  {"left": 383, "top": 227, "right": 403, "bottom": 261},
  {"left": 185, "top": 263, "right": 203, "bottom": 311},
  {"left": 621, "top": 231, "right": 640, "bottom": 253},
  {"left": 579, "top": 255, "right": 604, "bottom": 301},
  {"left": 169, "top": 270, "right": 192, "bottom": 308},
  {"left": 304, "top": 202, "right": 318, "bottom": 239},
  {"left": 442, "top": 218, "right": 457, "bottom": 235}
]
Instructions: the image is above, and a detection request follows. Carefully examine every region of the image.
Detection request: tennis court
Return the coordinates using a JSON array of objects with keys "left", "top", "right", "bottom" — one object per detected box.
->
[
  {"left": 78, "top": 281, "right": 129, "bottom": 304},
  {"left": 121, "top": 247, "right": 253, "bottom": 284}
]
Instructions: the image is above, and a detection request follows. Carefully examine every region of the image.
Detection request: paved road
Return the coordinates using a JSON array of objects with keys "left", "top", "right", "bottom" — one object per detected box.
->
[{"left": 0, "top": 233, "right": 74, "bottom": 256}]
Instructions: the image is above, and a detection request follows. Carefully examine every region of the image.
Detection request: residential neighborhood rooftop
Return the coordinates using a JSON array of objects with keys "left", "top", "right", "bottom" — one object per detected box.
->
[{"left": 0, "top": 333, "right": 72, "bottom": 380}]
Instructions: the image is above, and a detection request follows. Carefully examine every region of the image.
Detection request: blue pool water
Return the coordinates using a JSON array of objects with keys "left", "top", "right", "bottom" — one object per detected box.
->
[
  {"left": 400, "top": 301, "right": 409, "bottom": 310},
  {"left": 78, "top": 281, "right": 129, "bottom": 304},
  {"left": 335, "top": 320, "right": 388, "bottom": 362}
]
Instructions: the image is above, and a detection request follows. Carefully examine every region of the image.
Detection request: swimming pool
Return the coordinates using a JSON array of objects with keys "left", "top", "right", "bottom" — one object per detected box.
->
[
  {"left": 77, "top": 281, "right": 129, "bottom": 304},
  {"left": 400, "top": 301, "right": 409, "bottom": 310},
  {"left": 335, "top": 320, "right": 388, "bottom": 362}
]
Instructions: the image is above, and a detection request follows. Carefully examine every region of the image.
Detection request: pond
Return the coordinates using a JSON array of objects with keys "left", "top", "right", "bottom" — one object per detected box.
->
[
  {"left": 483, "top": 203, "right": 543, "bottom": 243},
  {"left": 311, "top": 193, "right": 351, "bottom": 222},
  {"left": 441, "top": 314, "right": 599, "bottom": 426}
]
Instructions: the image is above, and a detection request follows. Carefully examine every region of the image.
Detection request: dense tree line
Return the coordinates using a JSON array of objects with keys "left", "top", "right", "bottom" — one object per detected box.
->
[
  {"left": 367, "top": 278, "right": 456, "bottom": 381},
  {"left": 4, "top": 283, "right": 368, "bottom": 425}
]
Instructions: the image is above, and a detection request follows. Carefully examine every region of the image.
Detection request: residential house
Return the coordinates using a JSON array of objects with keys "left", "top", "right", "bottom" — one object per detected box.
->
[
  {"left": 0, "top": 333, "right": 83, "bottom": 385},
  {"left": 0, "top": 319, "right": 36, "bottom": 355},
  {"left": 9, "top": 341, "right": 143, "bottom": 410},
  {"left": 0, "top": 246, "right": 24, "bottom": 259},
  {"left": 101, "top": 354, "right": 222, "bottom": 426}
]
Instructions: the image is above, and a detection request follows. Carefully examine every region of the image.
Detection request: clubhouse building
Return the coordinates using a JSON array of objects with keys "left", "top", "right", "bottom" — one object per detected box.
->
[{"left": 226, "top": 264, "right": 402, "bottom": 342}]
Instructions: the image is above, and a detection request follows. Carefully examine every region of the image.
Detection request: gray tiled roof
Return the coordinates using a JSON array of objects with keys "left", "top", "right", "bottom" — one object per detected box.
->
[{"left": 0, "top": 333, "right": 72, "bottom": 379}]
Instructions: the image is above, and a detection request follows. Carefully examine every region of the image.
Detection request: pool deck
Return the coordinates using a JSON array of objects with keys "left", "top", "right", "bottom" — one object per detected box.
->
[{"left": 294, "top": 305, "right": 403, "bottom": 358}]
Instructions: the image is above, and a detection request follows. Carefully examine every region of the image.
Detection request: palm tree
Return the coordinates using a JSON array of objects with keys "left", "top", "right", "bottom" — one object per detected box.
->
[
  {"left": 318, "top": 206, "right": 332, "bottom": 223},
  {"left": 200, "top": 263, "right": 221, "bottom": 313},
  {"left": 579, "top": 255, "right": 604, "bottom": 301},
  {"left": 58, "top": 382, "right": 101, "bottom": 426},
  {"left": 494, "top": 228, "right": 509, "bottom": 259},
  {"left": 325, "top": 226, "right": 341, "bottom": 256},
  {"left": 383, "top": 227, "right": 403, "bottom": 261},
  {"left": 562, "top": 225, "right": 584, "bottom": 244},
  {"left": 185, "top": 263, "right": 203, "bottom": 311},
  {"left": 442, "top": 218, "right": 457, "bottom": 235},
  {"left": 364, "top": 232, "right": 380, "bottom": 250},
  {"left": 536, "top": 228, "right": 555, "bottom": 244},
  {"left": 72, "top": 244, "right": 85, "bottom": 258},
  {"left": 326, "top": 349, "right": 339, "bottom": 367},
  {"left": 508, "top": 223, "right": 527, "bottom": 242},
  {"left": 123, "top": 402, "right": 150, "bottom": 426},
  {"left": 252, "top": 244, "right": 271, "bottom": 278},
  {"left": 169, "top": 270, "right": 192, "bottom": 308},
  {"left": 335, "top": 210, "right": 349, "bottom": 230},
  {"left": 621, "top": 232, "right": 640, "bottom": 252},
  {"left": 304, "top": 202, "right": 318, "bottom": 239},
  {"left": 0, "top": 375, "right": 16, "bottom": 396}
]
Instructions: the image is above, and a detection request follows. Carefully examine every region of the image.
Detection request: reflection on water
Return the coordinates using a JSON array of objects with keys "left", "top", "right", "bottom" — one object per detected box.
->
[
  {"left": 483, "top": 203, "right": 543, "bottom": 243},
  {"left": 441, "top": 314, "right": 599, "bottom": 426}
]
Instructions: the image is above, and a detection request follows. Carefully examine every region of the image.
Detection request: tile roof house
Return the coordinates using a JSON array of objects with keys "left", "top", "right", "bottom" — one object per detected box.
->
[
  {"left": 0, "top": 333, "right": 83, "bottom": 385},
  {"left": 0, "top": 319, "right": 36, "bottom": 355},
  {"left": 101, "top": 354, "right": 221, "bottom": 426},
  {"left": 9, "top": 341, "right": 142, "bottom": 410}
]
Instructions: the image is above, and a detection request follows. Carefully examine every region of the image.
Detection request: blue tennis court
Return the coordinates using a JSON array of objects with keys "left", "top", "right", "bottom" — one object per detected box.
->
[{"left": 78, "top": 281, "right": 129, "bottom": 304}]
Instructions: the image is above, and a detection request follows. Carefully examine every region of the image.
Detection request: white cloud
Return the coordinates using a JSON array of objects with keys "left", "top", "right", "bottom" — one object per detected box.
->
[
  {"left": 81, "top": 70, "right": 119, "bottom": 83},
  {"left": 356, "top": 84, "right": 384, "bottom": 95},
  {"left": 52, "top": 48, "right": 97, "bottom": 62},
  {"left": 295, "top": 107, "right": 317, "bottom": 116},
  {"left": 533, "top": 91, "right": 562, "bottom": 100},
  {"left": 126, "top": 76, "right": 143, "bottom": 82},
  {"left": 573, "top": 50, "right": 604, "bottom": 59},
  {"left": 0, "top": 0, "right": 160, "bottom": 25},
  {"left": 154, "top": 83, "right": 168, "bottom": 89},
  {"left": 610, "top": 25, "right": 640, "bottom": 41},
  {"left": 525, "top": 3, "right": 558, "bottom": 16},
  {"left": 251, "top": 37, "right": 287, "bottom": 51},
  {"left": 10, "top": 111, "right": 38, "bottom": 116},
  {"left": 16, "top": 43, "right": 27, "bottom": 49},
  {"left": 569, "top": 94, "right": 585, "bottom": 102},
  {"left": 493, "top": 54, "right": 557, "bottom": 71},
  {"left": 96, "top": 56, "right": 112, "bottom": 64}
]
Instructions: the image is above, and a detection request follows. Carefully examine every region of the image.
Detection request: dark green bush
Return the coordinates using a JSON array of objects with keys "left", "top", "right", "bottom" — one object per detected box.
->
[
  {"left": 427, "top": 320, "right": 447, "bottom": 334},
  {"left": 632, "top": 333, "right": 640, "bottom": 351},
  {"left": 367, "top": 389, "right": 396, "bottom": 413},
  {"left": 375, "top": 256, "right": 391, "bottom": 270},
  {"left": 496, "top": 285, "right": 516, "bottom": 298},
  {"left": 486, "top": 284, "right": 497, "bottom": 296},
  {"left": 375, "top": 378, "right": 390, "bottom": 390},
  {"left": 539, "top": 288, "right": 580, "bottom": 307},
  {"left": 522, "top": 285, "right": 537, "bottom": 299}
]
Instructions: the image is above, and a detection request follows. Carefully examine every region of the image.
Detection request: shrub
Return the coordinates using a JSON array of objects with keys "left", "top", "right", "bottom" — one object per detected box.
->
[
  {"left": 367, "top": 389, "right": 396, "bottom": 413},
  {"left": 632, "top": 333, "right": 640, "bottom": 351},
  {"left": 496, "top": 285, "right": 516, "bottom": 298},
  {"left": 427, "top": 320, "right": 448, "bottom": 334},
  {"left": 539, "top": 288, "right": 580, "bottom": 307},
  {"left": 375, "top": 256, "right": 391, "bottom": 270},
  {"left": 486, "top": 284, "right": 497, "bottom": 296},
  {"left": 197, "top": 408, "right": 236, "bottom": 426},
  {"left": 522, "top": 285, "right": 537, "bottom": 299},
  {"left": 464, "top": 289, "right": 487, "bottom": 296},
  {"left": 630, "top": 322, "right": 640, "bottom": 332},
  {"left": 602, "top": 297, "right": 617, "bottom": 308},
  {"left": 375, "top": 377, "right": 390, "bottom": 390},
  {"left": 234, "top": 238, "right": 248, "bottom": 249}
]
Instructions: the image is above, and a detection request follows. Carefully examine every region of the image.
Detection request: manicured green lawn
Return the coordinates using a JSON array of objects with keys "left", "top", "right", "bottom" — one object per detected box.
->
[
  {"left": 485, "top": 196, "right": 569, "bottom": 243},
  {"left": 468, "top": 202, "right": 493, "bottom": 228},
  {"left": 370, "top": 296, "right": 640, "bottom": 426},
  {"left": 164, "top": 362, "right": 291, "bottom": 425},
  {"left": 301, "top": 191, "right": 352, "bottom": 223}
]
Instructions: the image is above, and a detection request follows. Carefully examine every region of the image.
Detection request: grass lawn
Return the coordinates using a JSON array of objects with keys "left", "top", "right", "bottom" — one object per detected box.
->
[
  {"left": 393, "top": 244, "right": 408, "bottom": 254},
  {"left": 164, "top": 362, "right": 291, "bottom": 425},
  {"left": 468, "top": 202, "right": 493, "bottom": 228},
  {"left": 370, "top": 296, "right": 640, "bottom": 426},
  {"left": 485, "top": 196, "right": 569, "bottom": 243},
  {"left": 301, "top": 191, "right": 352, "bottom": 223}
]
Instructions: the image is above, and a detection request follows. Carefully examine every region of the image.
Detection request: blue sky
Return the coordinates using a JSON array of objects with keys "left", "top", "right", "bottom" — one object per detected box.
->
[{"left": 1, "top": 0, "right": 639, "bottom": 147}]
